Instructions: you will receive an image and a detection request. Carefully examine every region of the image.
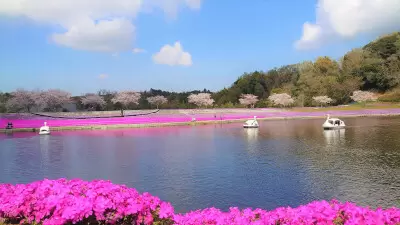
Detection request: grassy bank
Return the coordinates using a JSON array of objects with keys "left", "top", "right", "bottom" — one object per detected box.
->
[{"left": 290, "top": 103, "right": 400, "bottom": 112}]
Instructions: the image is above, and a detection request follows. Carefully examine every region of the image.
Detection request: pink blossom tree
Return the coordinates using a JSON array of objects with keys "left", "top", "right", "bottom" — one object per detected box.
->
[
  {"left": 37, "top": 89, "right": 72, "bottom": 112},
  {"left": 238, "top": 94, "right": 259, "bottom": 108},
  {"left": 147, "top": 95, "right": 168, "bottom": 109},
  {"left": 350, "top": 90, "right": 377, "bottom": 102},
  {"left": 111, "top": 91, "right": 141, "bottom": 116},
  {"left": 312, "top": 96, "right": 334, "bottom": 107},
  {"left": 268, "top": 93, "right": 295, "bottom": 107},
  {"left": 350, "top": 90, "right": 377, "bottom": 106},
  {"left": 81, "top": 93, "right": 106, "bottom": 111},
  {"left": 187, "top": 93, "right": 214, "bottom": 108},
  {"left": 5, "top": 89, "right": 38, "bottom": 112}
]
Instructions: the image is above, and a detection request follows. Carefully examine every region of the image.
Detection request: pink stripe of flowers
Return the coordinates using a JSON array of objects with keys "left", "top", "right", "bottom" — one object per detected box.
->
[
  {"left": 1, "top": 109, "right": 400, "bottom": 129},
  {"left": 0, "top": 179, "right": 399, "bottom": 225}
]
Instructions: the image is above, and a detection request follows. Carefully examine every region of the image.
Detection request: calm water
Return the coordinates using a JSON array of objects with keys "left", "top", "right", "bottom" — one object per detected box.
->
[{"left": 1, "top": 117, "right": 400, "bottom": 212}]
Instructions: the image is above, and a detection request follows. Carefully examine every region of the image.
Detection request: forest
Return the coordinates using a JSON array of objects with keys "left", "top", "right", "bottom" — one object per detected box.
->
[
  {"left": 1, "top": 32, "right": 399, "bottom": 113},
  {"left": 212, "top": 31, "right": 400, "bottom": 107}
]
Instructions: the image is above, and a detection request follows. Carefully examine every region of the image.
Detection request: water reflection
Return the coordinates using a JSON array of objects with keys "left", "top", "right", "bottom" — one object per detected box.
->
[
  {"left": 244, "top": 128, "right": 258, "bottom": 141},
  {"left": 323, "top": 129, "right": 345, "bottom": 145},
  {"left": 0, "top": 116, "right": 399, "bottom": 212},
  {"left": 39, "top": 135, "right": 50, "bottom": 173}
]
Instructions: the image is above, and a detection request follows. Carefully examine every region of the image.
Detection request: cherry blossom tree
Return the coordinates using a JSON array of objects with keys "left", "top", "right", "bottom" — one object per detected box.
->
[
  {"left": 147, "top": 95, "right": 168, "bottom": 109},
  {"left": 5, "top": 89, "right": 38, "bottom": 112},
  {"left": 37, "top": 89, "right": 72, "bottom": 112},
  {"left": 312, "top": 96, "right": 334, "bottom": 107},
  {"left": 268, "top": 93, "right": 295, "bottom": 107},
  {"left": 81, "top": 93, "right": 106, "bottom": 111},
  {"left": 239, "top": 94, "right": 259, "bottom": 108},
  {"left": 111, "top": 91, "right": 141, "bottom": 115},
  {"left": 350, "top": 90, "right": 377, "bottom": 106},
  {"left": 187, "top": 93, "right": 214, "bottom": 108}
]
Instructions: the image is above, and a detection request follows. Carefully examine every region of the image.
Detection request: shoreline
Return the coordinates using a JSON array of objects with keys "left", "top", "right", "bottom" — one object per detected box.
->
[{"left": 2, "top": 111, "right": 400, "bottom": 133}]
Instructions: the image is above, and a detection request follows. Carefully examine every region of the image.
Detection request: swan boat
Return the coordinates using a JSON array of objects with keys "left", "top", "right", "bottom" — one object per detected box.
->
[
  {"left": 243, "top": 116, "right": 259, "bottom": 128},
  {"left": 322, "top": 114, "right": 345, "bottom": 130},
  {"left": 39, "top": 122, "right": 50, "bottom": 135}
]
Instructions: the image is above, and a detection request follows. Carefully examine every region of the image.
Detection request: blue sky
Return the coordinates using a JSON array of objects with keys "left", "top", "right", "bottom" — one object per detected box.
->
[{"left": 0, "top": 0, "right": 399, "bottom": 95}]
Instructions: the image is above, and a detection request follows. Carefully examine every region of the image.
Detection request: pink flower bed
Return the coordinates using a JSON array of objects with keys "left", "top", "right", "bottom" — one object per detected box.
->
[
  {"left": 1, "top": 109, "right": 400, "bottom": 129},
  {"left": 0, "top": 179, "right": 399, "bottom": 225},
  {"left": 0, "top": 179, "right": 174, "bottom": 225}
]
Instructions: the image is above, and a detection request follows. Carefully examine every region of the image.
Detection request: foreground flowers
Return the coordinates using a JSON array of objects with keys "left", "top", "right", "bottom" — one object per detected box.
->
[
  {"left": 0, "top": 179, "right": 399, "bottom": 225},
  {"left": 0, "top": 179, "right": 174, "bottom": 225}
]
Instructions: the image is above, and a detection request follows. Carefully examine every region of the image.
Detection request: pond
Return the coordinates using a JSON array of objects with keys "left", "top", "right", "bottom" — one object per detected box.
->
[{"left": 0, "top": 116, "right": 399, "bottom": 212}]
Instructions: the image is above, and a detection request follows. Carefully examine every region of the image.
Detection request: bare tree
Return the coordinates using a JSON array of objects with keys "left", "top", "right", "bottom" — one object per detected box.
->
[
  {"left": 111, "top": 91, "right": 141, "bottom": 116},
  {"left": 147, "top": 95, "right": 168, "bottom": 109},
  {"left": 312, "top": 96, "right": 333, "bottom": 107},
  {"left": 81, "top": 93, "right": 106, "bottom": 111},
  {"left": 5, "top": 89, "right": 38, "bottom": 112},
  {"left": 268, "top": 93, "right": 295, "bottom": 107},
  {"left": 97, "top": 89, "right": 116, "bottom": 96},
  {"left": 187, "top": 93, "right": 214, "bottom": 108},
  {"left": 239, "top": 94, "right": 259, "bottom": 108}
]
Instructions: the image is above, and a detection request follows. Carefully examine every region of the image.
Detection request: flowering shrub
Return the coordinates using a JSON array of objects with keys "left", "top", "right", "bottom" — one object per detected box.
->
[
  {"left": 174, "top": 200, "right": 400, "bottom": 225},
  {"left": 1, "top": 179, "right": 399, "bottom": 225},
  {"left": 0, "top": 179, "right": 174, "bottom": 225}
]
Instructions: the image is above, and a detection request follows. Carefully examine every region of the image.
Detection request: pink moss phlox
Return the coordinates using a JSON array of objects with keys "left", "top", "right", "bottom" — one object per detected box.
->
[
  {"left": 1, "top": 179, "right": 400, "bottom": 225},
  {"left": 0, "top": 179, "right": 173, "bottom": 225}
]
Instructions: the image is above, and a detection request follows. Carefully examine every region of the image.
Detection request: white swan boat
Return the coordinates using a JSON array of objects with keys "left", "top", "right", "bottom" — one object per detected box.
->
[
  {"left": 39, "top": 122, "right": 50, "bottom": 135},
  {"left": 243, "top": 116, "right": 259, "bottom": 128},
  {"left": 322, "top": 114, "right": 345, "bottom": 130}
]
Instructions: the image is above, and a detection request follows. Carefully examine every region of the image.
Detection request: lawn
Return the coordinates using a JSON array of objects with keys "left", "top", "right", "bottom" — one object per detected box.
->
[{"left": 290, "top": 102, "right": 400, "bottom": 112}]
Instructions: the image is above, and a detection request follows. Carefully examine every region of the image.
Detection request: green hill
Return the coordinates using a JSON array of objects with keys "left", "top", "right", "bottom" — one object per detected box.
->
[{"left": 212, "top": 32, "right": 400, "bottom": 107}]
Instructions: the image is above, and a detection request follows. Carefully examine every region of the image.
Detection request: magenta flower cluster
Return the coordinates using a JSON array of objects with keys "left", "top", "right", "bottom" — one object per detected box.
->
[
  {"left": 173, "top": 201, "right": 400, "bottom": 225},
  {"left": 1, "top": 179, "right": 399, "bottom": 225},
  {"left": 0, "top": 179, "right": 174, "bottom": 225}
]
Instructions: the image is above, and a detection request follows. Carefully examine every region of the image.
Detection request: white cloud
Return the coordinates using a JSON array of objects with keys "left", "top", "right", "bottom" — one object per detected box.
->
[
  {"left": 0, "top": 0, "right": 201, "bottom": 52},
  {"left": 98, "top": 74, "right": 109, "bottom": 79},
  {"left": 52, "top": 18, "right": 135, "bottom": 52},
  {"left": 152, "top": 41, "right": 192, "bottom": 66},
  {"left": 142, "top": 0, "right": 201, "bottom": 18},
  {"left": 133, "top": 48, "right": 146, "bottom": 53},
  {"left": 295, "top": 0, "right": 400, "bottom": 50}
]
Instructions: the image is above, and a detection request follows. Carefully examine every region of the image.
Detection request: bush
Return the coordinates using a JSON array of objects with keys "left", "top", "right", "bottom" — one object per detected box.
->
[
  {"left": 378, "top": 89, "right": 400, "bottom": 102},
  {"left": 0, "top": 105, "right": 6, "bottom": 113},
  {"left": 219, "top": 101, "right": 235, "bottom": 108},
  {"left": 0, "top": 179, "right": 174, "bottom": 225},
  {"left": 1, "top": 179, "right": 399, "bottom": 225}
]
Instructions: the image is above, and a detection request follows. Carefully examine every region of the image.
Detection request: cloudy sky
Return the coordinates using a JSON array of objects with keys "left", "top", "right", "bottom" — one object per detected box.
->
[{"left": 0, "top": 0, "right": 399, "bottom": 95}]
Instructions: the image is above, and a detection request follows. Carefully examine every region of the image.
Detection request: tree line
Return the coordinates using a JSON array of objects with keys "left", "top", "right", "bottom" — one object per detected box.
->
[{"left": 1, "top": 32, "right": 399, "bottom": 113}]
